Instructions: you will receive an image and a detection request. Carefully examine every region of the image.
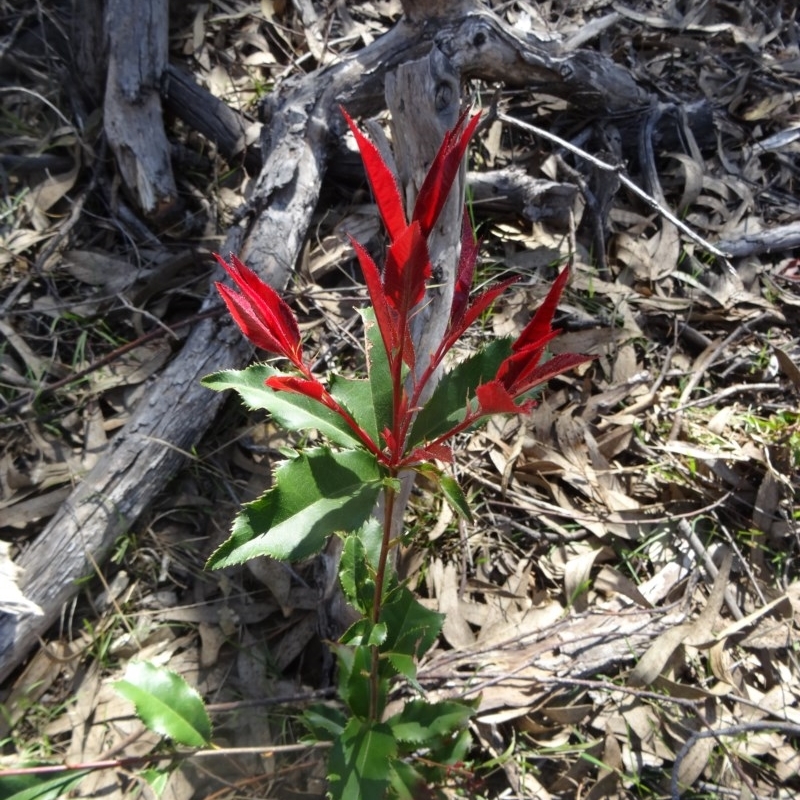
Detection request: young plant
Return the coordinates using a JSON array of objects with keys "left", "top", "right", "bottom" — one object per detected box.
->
[{"left": 203, "top": 107, "right": 592, "bottom": 798}]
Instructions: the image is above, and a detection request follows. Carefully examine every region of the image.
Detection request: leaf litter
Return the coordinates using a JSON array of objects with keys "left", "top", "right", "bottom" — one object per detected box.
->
[{"left": 1, "top": 0, "right": 799, "bottom": 797}]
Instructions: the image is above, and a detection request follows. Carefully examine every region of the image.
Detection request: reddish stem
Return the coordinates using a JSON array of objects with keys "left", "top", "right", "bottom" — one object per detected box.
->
[
  {"left": 390, "top": 336, "right": 451, "bottom": 465},
  {"left": 321, "top": 388, "right": 387, "bottom": 462}
]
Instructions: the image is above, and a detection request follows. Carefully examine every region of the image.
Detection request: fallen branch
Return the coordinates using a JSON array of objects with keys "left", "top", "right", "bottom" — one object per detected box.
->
[{"left": 717, "top": 221, "right": 800, "bottom": 258}]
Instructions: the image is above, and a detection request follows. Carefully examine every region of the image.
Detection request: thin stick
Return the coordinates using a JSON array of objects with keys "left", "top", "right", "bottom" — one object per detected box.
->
[
  {"left": 0, "top": 741, "right": 332, "bottom": 778},
  {"left": 496, "top": 112, "right": 732, "bottom": 263}
]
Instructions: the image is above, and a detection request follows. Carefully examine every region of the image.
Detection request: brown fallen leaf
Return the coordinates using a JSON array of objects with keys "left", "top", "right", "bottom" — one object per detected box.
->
[{"left": 629, "top": 550, "right": 732, "bottom": 687}]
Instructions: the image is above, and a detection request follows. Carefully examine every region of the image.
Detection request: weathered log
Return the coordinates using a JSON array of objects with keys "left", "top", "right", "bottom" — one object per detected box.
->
[
  {"left": 103, "top": 0, "right": 178, "bottom": 221},
  {"left": 417, "top": 604, "right": 685, "bottom": 722},
  {"left": 437, "top": 10, "right": 650, "bottom": 112},
  {"left": 157, "top": 69, "right": 577, "bottom": 226},
  {"left": 467, "top": 169, "right": 577, "bottom": 228},
  {"left": 0, "top": 2, "right": 663, "bottom": 683},
  {"left": 386, "top": 45, "right": 465, "bottom": 387}
]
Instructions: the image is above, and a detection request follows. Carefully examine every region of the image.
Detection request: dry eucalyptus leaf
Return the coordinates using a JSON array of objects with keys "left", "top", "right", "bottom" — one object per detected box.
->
[
  {"left": 62, "top": 249, "right": 138, "bottom": 292},
  {"left": 629, "top": 552, "right": 732, "bottom": 686}
]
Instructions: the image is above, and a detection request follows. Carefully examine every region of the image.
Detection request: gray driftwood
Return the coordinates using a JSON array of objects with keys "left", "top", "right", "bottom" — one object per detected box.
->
[
  {"left": 103, "top": 0, "right": 178, "bottom": 222},
  {"left": 1, "top": 2, "right": 665, "bottom": 683},
  {"left": 416, "top": 604, "right": 687, "bottom": 721},
  {"left": 163, "top": 63, "right": 262, "bottom": 176},
  {"left": 386, "top": 45, "right": 465, "bottom": 390}
]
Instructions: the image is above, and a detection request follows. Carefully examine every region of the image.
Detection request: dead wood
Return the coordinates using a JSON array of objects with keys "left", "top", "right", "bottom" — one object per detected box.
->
[
  {"left": 163, "top": 63, "right": 262, "bottom": 176},
  {"left": 467, "top": 169, "right": 577, "bottom": 228},
  {"left": 386, "top": 45, "right": 465, "bottom": 389},
  {"left": 717, "top": 221, "right": 800, "bottom": 258},
  {"left": 103, "top": 0, "right": 178, "bottom": 221},
  {"left": 69, "top": 0, "right": 106, "bottom": 105},
  {"left": 417, "top": 604, "right": 686, "bottom": 721},
  {"left": 0, "top": 2, "right": 668, "bottom": 683},
  {"left": 158, "top": 70, "right": 575, "bottom": 227}
]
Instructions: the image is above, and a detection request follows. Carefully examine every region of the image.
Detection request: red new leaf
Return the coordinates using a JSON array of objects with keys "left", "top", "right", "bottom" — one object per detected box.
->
[
  {"left": 266, "top": 375, "right": 328, "bottom": 403},
  {"left": 436, "top": 278, "right": 517, "bottom": 364},
  {"left": 413, "top": 110, "right": 481, "bottom": 238},
  {"left": 383, "top": 221, "right": 431, "bottom": 316},
  {"left": 214, "top": 253, "right": 304, "bottom": 370},
  {"left": 508, "top": 352, "right": 593, "bottom": 396},
  {"left": 342, "top": 107, "right": 407, "bottom": 243},
  {"left": 475, "top": 380, "right": 530, "bottom": 415},
  {"left": 404, "top": 442, "right": 454, "bottom": 465},
  {"left": 450, "top": 212, "right": 480, "bottom": 327},
  {"left": 351, "top": 236, "right": 398, "bottom": 349},
  {"left": 497, "top": 334, "right": 558, "bottom": 390},
  {"left": 217, "top": 282, "right": 287, "bottom": 356},
  {"left": 513, "top": 266, "right": 570, "bottom": 353}
]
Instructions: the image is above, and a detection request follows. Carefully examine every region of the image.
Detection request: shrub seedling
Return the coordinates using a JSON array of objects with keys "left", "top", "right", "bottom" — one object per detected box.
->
[{"left": 201, "top": 107, "right": 593, "bottom": 799}]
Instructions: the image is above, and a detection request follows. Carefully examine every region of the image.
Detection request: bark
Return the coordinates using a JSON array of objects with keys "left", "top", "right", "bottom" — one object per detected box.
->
[
  {"left": 386, "top": 45, "right": 465, "bottom": 388},
  {"left": 467, "top": 169, "right": 577, "bottom": 228},
  {"left": 70, "top": 0, "right": 107, "bottom": 106},
  {"left": 437, "top": 10, "right": 650, "bottom": 112},
  {"left": 717, "top": 221, "right": 800, "bottom": 258},
  {"left": 417, "top": 604, "right": 686, "bottom": 720},
  {"left": 163, "top": 63, "right": 262, "bottom": 176},
  {"left": 1, "top": 2, "right": 665, "bottom": 683},
  {"left": 156, "top": 69, "right": 577, "bottom": 226},
  {"left": 103, "top": 0, "right": 178, "bottom": 221}
]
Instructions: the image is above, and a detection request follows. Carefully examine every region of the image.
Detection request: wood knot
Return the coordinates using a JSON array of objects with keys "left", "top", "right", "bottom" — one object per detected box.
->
[{"left": 435, "top": 81, "right": 454, "bottom": 112}]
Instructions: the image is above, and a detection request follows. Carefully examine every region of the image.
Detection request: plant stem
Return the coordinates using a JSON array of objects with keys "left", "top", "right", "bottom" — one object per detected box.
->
[{"left": 369, "top": 475, "right": 397, "bottom": 720}]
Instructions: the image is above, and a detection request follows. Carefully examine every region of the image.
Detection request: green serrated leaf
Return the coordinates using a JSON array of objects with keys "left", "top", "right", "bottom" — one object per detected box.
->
[
  {"left": 431, "top": 724, "right": 473, "bottom": 766},
  {"left": 415, "top": 464, "right": 473, "bottom": 523},
  {"left": 387, "top": 699, "right": 475, "bottom": 745},
  {"left": 381, "top": 584, "right": 443, "bottom": 661},
  {"left": 339, "top": 534, "right": 375, "bottom": 614},
  {"left": 329, "top": 375, "right": 382, "bottom": 446},
  {"left": 113, "top": 662, "right": 211, "bottom": 747},
  {"left": 332, "top": 644, "right": 377, "bottom": 720},
  {"left": 384, "top": 651, "right": 422, "bottom": 691},
  {"left": 388, "top": 759, "right": 427, "bottom": 800},
  {"left": 409, "top": 338, "right": 512, "bottom": 445},
  {"left": 439, "top": 474, "right": 473, "bottom": 522},
  {"left": 357, "top": 517, "right": 383, "bottom": 570},
  {"left": 202, "top": 365, "right": 363, "bottom": 448},
  {"left": 328, "top": 718, "right": 397, "bottom": 800},
  {"left": 341, "top": 619, "right": 387, "bottom": 647},
  {"left": 140, "top": 768, "right": 170, "bottom": 796},
  {"left": 361, "top": 308, "right": 394, "bottom": 440},
  {"left": 303, "top": 703, "right": 347, "bottom": 742},
  {"left": 0, "top": 770, "right": 90, "bottom": 800},
  {"left": 206, "top": 448, "right": 382, "bottom": 567}
]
